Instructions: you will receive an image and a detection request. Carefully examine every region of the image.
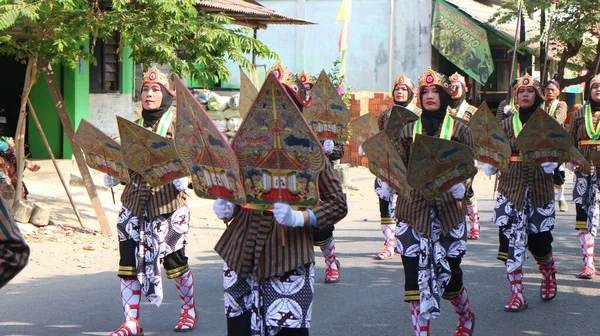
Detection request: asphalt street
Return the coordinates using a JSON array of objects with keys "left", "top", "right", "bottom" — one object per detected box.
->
[{"left": 2, "top": 166, "right": 600, "bottom": 336}]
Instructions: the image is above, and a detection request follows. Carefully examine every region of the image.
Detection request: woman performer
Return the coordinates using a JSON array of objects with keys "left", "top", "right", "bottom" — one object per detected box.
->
[
  {"left": 448, "top": 72, "right": 481, "bottom": 239},
  {"left": 395, "top": 69, "right": 475, "bottom": 336},
  {"left": 300, "top": 71, "right": 344, "bottom": 283},
  {"left": 212, "top": 74, "right": 348, "bottom": 335},
  {"left": 566, "top": 74, "right": 600, "bottom": 279},
  {"left": 367, "top": 74, "right": 421, "bottom": 260},
  {"left": 484, "top": 74, "right": 559, "bottom": 312},
  {"left": 106, "top": 67, "right": 196, "bottom": 335}
]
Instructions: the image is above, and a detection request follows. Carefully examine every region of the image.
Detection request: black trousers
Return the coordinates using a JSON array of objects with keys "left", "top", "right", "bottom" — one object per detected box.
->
[
  {"left": 226, "top": 311, "right": 309, "bottom": 336},
  {"left": 117, "top": 239, "right": 188, "bottom": 279},
  {"left": 498, "top": 229, "right": 554, "bottom": 262},
  {"left": 401, "top": 255, "right": 464, "bottom": 301},
  {"left": 553, "top": 166, "right": 565, "bottom": 186}
]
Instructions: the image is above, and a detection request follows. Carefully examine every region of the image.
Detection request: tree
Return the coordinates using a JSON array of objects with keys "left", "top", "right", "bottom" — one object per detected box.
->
[
  {"left": 0, "top": 0, "right": 277, "bottom": 215},
  {"left": 491, "top": 0, "right": 600, "bottom": 88}
]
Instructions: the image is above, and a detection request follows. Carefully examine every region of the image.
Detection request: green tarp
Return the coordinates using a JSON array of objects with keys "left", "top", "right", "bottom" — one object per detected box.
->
[{"left": 431, "top": 0, "right": 495, "bottom": 85}]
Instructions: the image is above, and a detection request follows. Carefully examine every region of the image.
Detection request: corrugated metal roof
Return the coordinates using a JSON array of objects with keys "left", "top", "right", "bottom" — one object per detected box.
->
[
  {"left": 196, "top": 0, "right": 316, "bottom": 29},
  {"left": 445, "top": 0, "right": 539, "bottom": 49}
]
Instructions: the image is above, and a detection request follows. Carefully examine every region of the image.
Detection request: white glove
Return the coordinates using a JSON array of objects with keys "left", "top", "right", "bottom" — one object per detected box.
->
[
  {"left": 448, "top": 183, "right": 466, "bottom": 199},
  {"left": 482, "top": 163, "right": 498, "bottom": 177},
  {"left": 212, "top": 198, "right": 235, "bottom": 221},
  {"left": 358, "top": 145, "right": 365, "bottom": 156},
  {"left": 566, "top": 162, "right": 577, "bottom": 172},
  {"left": 103, "top": 174, "right": 120, "bottom": 188},
  {"left": 379, "top": 181, "right": 395, "bottom": 199},
  {"left": 323, "top": 140, "right": 335, "bottom": 154},
  {"left": 273, "top": 203, "right": 305, "bottom": 227},
  {"left": 540, "top": 162, "right": 558, "bottom": 174},
  {"left": 173, "top": 177, "right": 189, "bottom": 191},
  {"left": 503, "top": 105, "right": 511, "bottom": 115}
]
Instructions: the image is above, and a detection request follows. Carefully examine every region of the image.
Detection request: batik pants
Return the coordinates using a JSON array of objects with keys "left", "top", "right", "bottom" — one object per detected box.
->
[
  {"left": 116, "top": 205, "right": 190, "bottom": 305},
  {"left": 492, "top": 190, "right": 555, "bottom": 271},
  {"left": 223, "top": 263, "right": 314, "bottom": 336},
  {"left": 395, "top": 209, "right": 467, "bottom": 320},
  {"left": 573, "top": 170, "right": 599, "bottom": 236}
]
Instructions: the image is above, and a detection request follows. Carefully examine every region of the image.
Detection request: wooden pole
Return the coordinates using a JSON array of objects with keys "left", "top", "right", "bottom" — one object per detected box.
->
[
  {"left": 541, "top": 2, "right": 557, "bottom": 84},
  {"left": 40, "top": 61, "right": 112, "bottom": 237},
  {"left": 14, "top": 55, "right": 38, "bottom": 207},
  {"left": 506, "top": 1, "right": 523, "bottom": 102},
  {"left": 27, "top": 99, "right": 85, "bottom": 228}
]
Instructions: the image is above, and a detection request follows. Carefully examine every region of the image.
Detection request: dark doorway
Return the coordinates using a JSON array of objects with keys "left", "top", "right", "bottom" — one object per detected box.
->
[{"left": 0, "top": 55, "right": 26, "bottom": 139}]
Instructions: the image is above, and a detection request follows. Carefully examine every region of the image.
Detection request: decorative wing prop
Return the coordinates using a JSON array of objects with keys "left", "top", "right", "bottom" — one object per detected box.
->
[
  {"left": 303, "top": 70, "right": 350, "bottom": 141},
  {"left": 74, "top": 119, "right": 130, "bottom": 183},
  {"left": 349, "top": 113, "right": 379, "bottom": 145},
  {"left": 515, "top": 108, "right": 573, "bottom": 165},
  {"left": 362, "top": 131, "right": 412, "bottom": 201},
  {"left": 450, "top": 114, "right": 469, "bottom": 125},
  {"left": 239, "top": 66, "right": 259, "bottom": 119},
  {"left": 231, "top": 73, "right": 326, "bottom": 207},
  {"left": 569, "top": 146, "right": 592, "bottom": 173},
  {"left": 408, "top": 134, "right": 477, "bottom": 200},
  {"left": 384, "top": 106, "right": 419, "bottom": 147},
  {"left": 467, "top": 102, "right": 511, "bottom": 172},
  {"left": 173, "top": 74, "right": 246, "bottom": 205},
  {"left": 117, "top": 116, "right": 188, "bottom": 187}
]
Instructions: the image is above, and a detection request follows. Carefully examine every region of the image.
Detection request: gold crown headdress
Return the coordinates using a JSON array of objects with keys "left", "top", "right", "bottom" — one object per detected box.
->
[
  {"left": 450, "top": 72, "right": 468, "bottom": 92},
  {"left": 267, "top": 62, "right": 312, "bottom": 108},
  {"left": 418, "top": 68, "right": 454, "bottom": 96},
  {"left": 394, "top": 74, "right": 415, "bottom": 91},
  {"left": 515, "top": 74, "right": 543, "bottom": 98},
  {"left": 142, "top": 66, "right": 175, "bottom": 96},
  {"left": 298, "top": 71, "right": 316, "bottom": 86}
]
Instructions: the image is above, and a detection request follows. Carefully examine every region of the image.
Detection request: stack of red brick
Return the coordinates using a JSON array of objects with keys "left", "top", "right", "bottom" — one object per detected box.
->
[{"left": 341, "top": 92, "right": 395, "bottom": 167}]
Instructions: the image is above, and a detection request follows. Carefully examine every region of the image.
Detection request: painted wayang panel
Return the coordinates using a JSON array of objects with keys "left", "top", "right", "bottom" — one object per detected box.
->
[
  {"left": 303, "top": 71, "right": 350, "bottom": 141},
  {"left": 173, "top": 75, "right": 246, "bottom": 205},
  {"left": 117, "top": 116, "right": 188, "bottom": 187},
  {"left": 75, "top": 119, "right": 130, "bottom": 183},
  {"left": 231, "top": 73, "right": 325, "bottom": 207}
]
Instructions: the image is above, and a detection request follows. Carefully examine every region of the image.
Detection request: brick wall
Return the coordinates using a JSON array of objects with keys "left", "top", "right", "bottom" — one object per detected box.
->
[{"left": 342, "top": 91, "right": 395, "bottom": 167}]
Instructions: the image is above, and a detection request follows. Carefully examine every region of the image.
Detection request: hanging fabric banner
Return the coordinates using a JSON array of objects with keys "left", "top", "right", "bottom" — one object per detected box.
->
[{"left": 431, "top": 0, "right": 495, "bottom": 84}]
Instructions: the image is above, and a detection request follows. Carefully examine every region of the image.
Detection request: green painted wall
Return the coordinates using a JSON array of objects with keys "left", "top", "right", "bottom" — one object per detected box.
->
[
  {"left": 121, "top": 42, "right": 134, "bottom": 94},
  {"left": 28, "top": 70, "right": 62, "bottom": 159},
  {"left": 62, "top": 60, "right": 90, "bottom": 158}
]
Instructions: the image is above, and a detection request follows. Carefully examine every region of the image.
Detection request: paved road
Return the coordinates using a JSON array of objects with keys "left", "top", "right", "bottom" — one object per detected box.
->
[{"left": 2, "top": 166, "right": 599, "bottom": 335}]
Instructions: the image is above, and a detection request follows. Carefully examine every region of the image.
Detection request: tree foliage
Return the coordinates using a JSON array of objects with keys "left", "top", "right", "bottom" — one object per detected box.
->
[
  {"left": 0, "top": 0, "right": 278, "bottom": 82},
  {"left": 491, "top": 0, "right": 600, "bottom": 88}
]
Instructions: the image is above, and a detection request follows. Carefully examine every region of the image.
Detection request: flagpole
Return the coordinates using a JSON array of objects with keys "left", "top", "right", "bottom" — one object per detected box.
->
[
  {"left": 507, "top": 0, "right": 523, "bottom": 102},
  {"left": 541, "top": 1, "right": 557, "bottom": 84}
]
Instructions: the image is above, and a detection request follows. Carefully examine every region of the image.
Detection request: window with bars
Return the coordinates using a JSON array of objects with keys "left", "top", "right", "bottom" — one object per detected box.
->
[{"left": 90, "top": 33, "right": 120, "bottom": 93}]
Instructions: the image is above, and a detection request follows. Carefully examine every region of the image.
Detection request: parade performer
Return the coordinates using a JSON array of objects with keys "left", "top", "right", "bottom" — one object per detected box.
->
[
  {"left": 370, "top": 74, "right": 421, "bottom": 260},
  {"left": 395, "top": 69, "right": 475, "bottom": 336},
  {"left": 0, "top": 194, "right": 29, "bottom": 289},
  {"left": 212, "top": 72, "right": 348, "bottom": 336},
  {"left": 484, "top": 74, "right": 559, "bottom": 312},
  {"left": 496, "top": 80, "right": 519, "bottom": 123},
  {"left": 543, "top": 79, "right": 569, "bottom": 212},
  {"left": 106, "top": 67, "right": 196, "bottom": 335},
  {"left": 300, "top": 71, "right": 344, "bottom": 283},
  {"left": 448, "top": 72, "right": 481, "bottom": 239},
  {"left": 566, "top": 74, "right": 600, "bottom": 279}
]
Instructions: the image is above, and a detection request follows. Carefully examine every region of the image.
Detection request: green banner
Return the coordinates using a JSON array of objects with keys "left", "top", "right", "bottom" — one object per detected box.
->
[{"left": 431, "top": 0, "right": 494, "bottom": 84}]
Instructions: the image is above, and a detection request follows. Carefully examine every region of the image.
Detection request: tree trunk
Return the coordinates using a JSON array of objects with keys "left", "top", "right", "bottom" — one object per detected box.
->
[{"left": 13, "top": 55, "right": 38, "bottom": 208}]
